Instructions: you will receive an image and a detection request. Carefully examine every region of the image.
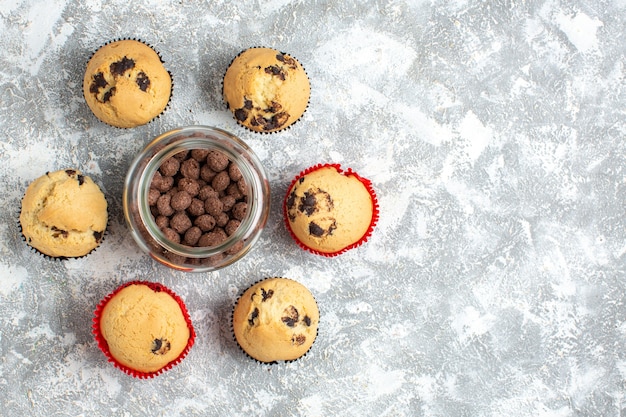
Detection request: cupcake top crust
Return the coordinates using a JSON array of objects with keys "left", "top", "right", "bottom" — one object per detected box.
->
[
  {"left": 285, "top": 165, "right": 377, "bottom": 256},
  {"left": 98, "top": 283, "right": 192, "bottom": 374},
  {"left": 232, "top": 277, "right": 319, "bottom": 363},
  {"left": 83, "top": 40, "right": 172, "bottom": 128},
  {"left": 223, "top": 47, "right": 310, "bottom": 133},
  {"left": 20, "top": 169, "right": 108, "bottom": 258}
]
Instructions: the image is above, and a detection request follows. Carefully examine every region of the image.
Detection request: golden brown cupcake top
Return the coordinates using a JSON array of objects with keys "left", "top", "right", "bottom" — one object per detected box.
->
[
  {"left": 99, "top": 283, "right": 191, "bottom": 374},
  {"left": 285, "top": 165, "right": 375, "bottom": 255},
  {"left": 223, "top": 47, "right": 310, "bottom": 133},
  {"left": 83, "top": 40, "right": 171, "bottom": 128},
  {"left": 20, "top": 169, "right": 107, "bottom": 258},
  {"left": 233, "top": 277, "right": 319, "bottom": 363}
]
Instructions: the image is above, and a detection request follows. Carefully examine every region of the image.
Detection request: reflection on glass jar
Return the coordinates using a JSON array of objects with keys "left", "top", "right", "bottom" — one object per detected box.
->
[{"left": 123, "top": 126, "right": 270, "bottom": 272}]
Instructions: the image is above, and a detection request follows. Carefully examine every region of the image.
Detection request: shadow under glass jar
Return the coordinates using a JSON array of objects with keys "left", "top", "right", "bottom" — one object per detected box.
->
[{"left": 123, "top": 126, "right": 270, "bottom": 272}]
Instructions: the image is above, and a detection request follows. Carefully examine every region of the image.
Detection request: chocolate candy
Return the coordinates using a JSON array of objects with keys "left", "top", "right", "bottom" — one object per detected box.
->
[{"left": 149, "top": 149, "right": 247, "bottom": 247}]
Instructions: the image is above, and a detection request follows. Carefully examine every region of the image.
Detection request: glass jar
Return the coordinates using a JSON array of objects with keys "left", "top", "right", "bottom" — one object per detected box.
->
[{"left": 123, "top": 126, "right": 270, "bottom": 272}]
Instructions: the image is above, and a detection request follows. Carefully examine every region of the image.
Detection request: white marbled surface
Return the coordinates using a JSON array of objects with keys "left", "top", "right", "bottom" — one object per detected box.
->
[{"left": 1, "top": 0, "right": 625, "bottom": 416}]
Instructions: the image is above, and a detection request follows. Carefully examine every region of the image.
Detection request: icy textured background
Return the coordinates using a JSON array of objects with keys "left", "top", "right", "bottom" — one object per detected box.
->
[{"left": 1, "top": 0, "right": 625, "bottom": 416}]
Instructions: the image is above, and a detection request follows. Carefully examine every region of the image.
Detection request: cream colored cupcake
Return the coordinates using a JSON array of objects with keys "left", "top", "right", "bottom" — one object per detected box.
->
[
  {"left": 19, "top": 169, "right": 108, "bottom": 258},
  {"left": 232, "top": 277, "right": 319, "bottom": 363},
  {"left": 223, "top": 47, "right": 310, "bottom": 133},
  {"left": 94, "top": 281, "right": 195, "bottom": 377},
  {"left": 83, "top": 39, "right": 172, "bottom": 128},
  {"left": 284, "top": 164, "right": 378, "bottom": 256}
]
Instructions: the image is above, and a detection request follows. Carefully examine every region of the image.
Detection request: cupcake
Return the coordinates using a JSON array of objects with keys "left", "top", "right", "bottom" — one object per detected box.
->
[
  {"left": 19, "top": 169, "right": 108, "bottom": 259},
  {"left": 83, "top": 39, "right": 172, "bottom": 128},
  {"left": 223, "top": 47, "right": 310, "bottom": 133},
  {"left": 93, "top": 281, "right": 195, "bottom": 378},
  {"left": 232, "top": 277, "right": 319, "bottom": 363},
  {"left": 284, "top": 164, "right": 379, "bottom": 257}
]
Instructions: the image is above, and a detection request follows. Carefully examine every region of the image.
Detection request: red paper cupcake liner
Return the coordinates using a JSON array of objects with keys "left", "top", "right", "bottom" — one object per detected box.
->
[
  {"left": 283, "top": 163, "right": 379, "bottom": 257},
  {"left": 92, "top": 280, "right": 195, "bottom": 379}
]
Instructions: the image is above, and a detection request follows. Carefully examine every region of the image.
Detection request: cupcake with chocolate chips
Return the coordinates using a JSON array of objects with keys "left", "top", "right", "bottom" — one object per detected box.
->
[
  {"left": 83, "top": 39, "right": 172, "bottom": 128},
  {"left": 284, "top": 164, "right": 379, "bottom": 257},
  {"left": 19, "top": 169, "right": 108, "bottom": 259},
  {"left": 223, "top": 47, "right": 310, "bottom": 133},
  {"left": 93, "top": 281, "right": 195, "bottom": 378},
  {"left": 232, "top": 277, "right": 319, "bottom": 363}
]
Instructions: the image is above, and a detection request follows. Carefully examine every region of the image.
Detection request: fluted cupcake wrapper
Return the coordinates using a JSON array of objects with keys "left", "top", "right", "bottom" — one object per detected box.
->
[
  {"left": 83, "top": 38, "right": 173, "bottom": 129},
  {"left": 222, "top": 46, "right": 311, "bottom": 134},
  {"left": 18, "top": 217, "right": 108, "bottom": 261},
  {"left": 283, "top": 163, "right": 380, "bottom": 257},
  {"left": 92, "top": 280, "right": 196, "bottom": 379},
  {"left": 230, "top": 277, "right": 320, "bottom": 365}
]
